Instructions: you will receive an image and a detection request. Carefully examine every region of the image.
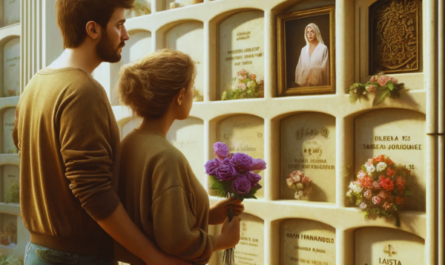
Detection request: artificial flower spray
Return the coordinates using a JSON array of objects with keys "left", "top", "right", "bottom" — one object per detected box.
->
[{"left": 205, "top": 142, "right": 265, "bottom": 265}]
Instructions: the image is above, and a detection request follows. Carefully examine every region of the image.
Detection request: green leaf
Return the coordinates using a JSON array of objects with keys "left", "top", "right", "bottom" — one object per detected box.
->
[
  {"left": 388, "top": 82, "right": 394, "bottom": 91},
  {"left": 404, "top": 190, "right": 413, "bottom": 196}
]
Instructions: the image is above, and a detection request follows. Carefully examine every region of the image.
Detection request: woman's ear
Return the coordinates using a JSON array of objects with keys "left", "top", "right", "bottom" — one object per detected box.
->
[{"left": 177, "top": 88, "right": 186, "bottom": 105}]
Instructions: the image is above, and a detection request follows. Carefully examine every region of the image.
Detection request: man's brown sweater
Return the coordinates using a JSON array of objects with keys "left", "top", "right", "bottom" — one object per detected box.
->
[{"left": 13, "top": 67, "right": 121, "bottom": 258}]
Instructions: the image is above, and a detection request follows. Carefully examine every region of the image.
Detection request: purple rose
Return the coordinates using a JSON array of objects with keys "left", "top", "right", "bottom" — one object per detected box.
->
[
  {"left": 232, "top": 153, "right": 253, "bottom": 172},
  {"left": 216, "top": 164, "right": 237, "bottom": 181},
  {"left": 232, "top": 176, "right": 251, "bottom": 195},
  {"left": 213, "top": 142, "right": 229, "bottom": 160},
  {"left": 204, "top": 159, "right": 220, "bottom": 175},
  {"left": 250, "top": 158, "right": 266, "bottom": 171},
  {"left": 245, "top": 172, "right": 261, "bottom": 187}
]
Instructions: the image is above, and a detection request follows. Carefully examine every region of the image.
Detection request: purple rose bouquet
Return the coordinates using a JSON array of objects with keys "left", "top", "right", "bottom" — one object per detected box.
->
[
  {"left": 205, "top": 142, "right": 265, "bottom": 265},
  {"left": 205, "top": 142, "right": 265, "bottom": 201}
]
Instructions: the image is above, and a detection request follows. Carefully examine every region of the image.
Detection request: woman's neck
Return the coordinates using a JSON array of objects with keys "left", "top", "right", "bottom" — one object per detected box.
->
[
  {"left": 138, "top": 112, "right": 176, "bottom": 138},
  {"left": 309, "top": 40, "right": 319, "bottom": 48}
]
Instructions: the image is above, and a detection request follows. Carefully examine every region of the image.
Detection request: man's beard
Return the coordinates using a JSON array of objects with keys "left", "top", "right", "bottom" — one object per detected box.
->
[{"left": 96, "top": 32, "right": 124, "bottom": 63}]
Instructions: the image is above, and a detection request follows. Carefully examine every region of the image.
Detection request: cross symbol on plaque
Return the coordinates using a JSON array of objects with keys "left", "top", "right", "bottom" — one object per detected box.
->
[{"left": 383, "top": 244, "right": 397, "bottom": 257}]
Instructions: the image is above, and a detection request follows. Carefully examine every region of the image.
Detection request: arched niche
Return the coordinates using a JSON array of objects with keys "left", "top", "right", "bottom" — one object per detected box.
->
[
  {"left": 212, "top": 213, "right": 264, "bottom": 265},
  {"left": 2, "top": 37, "right": 20, "bottom": 97},
  {"left": 124, "top": 0, "right": 151, "bottom": 18},
  {"left": 216, "top": 114, "right": 265, "bottom": 198},
  {"left": 280, "top": 112, "right": 336, "bottom": 203},
  {"left": 355, "top": 227, "right": 424, "bottom": 264},
  {"left": 166, "top": 117, "right": 204, "bottom": 185},
  {"left": 109, "top": 30, "right": 152, "bottom": 105},
  {"left": 281, "top": 219, "right": 336, "bottom": 264},
  {"left": 2, "top": 107, "right": 16, "bottom": 154},
  {"left": 355, "top": 0, "right": 423, "bottom": 88},
  {"left": 218, "top": 10, "right": 265, "bottom": 101},
  {"left": 165, "top": 21, "right": 204, "bottom": 102},
  {"left": 0, "top": 213, "right": 17, "bottom": 247},
  {"left": 162, "top": 0, "right": 203, "bottom": 11},
  {"left": 0, "top": 165, "right": 19, "bottom": 203},
  {"left": 2, "top": 0, "right": 20, "bottom": 27},
  {"left": 354, "top": 109, "right": 426, "bottom": 212}
]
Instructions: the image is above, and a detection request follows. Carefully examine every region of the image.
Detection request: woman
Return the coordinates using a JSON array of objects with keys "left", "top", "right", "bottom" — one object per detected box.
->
[
  {"left": 115, "top": 49, "right": 243, "bottom": 265},
  {"left": 294, "top": 23, "right": 330, "bottom": 87}
]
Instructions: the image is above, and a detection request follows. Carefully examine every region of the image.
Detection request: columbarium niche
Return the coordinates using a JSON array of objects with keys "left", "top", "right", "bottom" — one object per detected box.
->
[
  {"left": 355, "top": 109, "right": 426, "bottom": 212},
  {"left": 0, "top": 213, "right": 17, "bottom": 249},
  {"left": 213, "top": 213, "right": 264, "bottom": 265},
  {"left": 165, "top": 22, "right": 204, "bottom": 101},
  {"left": 281, "top": 219, "right": 336, "bottom": 265},
  {"left": 2, "top": 38, "right": 20, "bottom": 97},
  {"left": 2, "top": 108, "right": 16, "bottom": 154},
  {"left": 125, "top": 0, "right": 151, "bottom": 18},
  {"left": 280, "top": 113, "right": 336, "bottom": 202},
  {"left": 218, "top": 11, "right": 264, "bottom": 100},
  {"left": 166, "top": 117, "right": 204, "bottom": 185},
  {"left": 110, "top": 30, "right": 152, "bottom": 105},
  {"left": 1, "top": 0, "right": 20, "bottom": 27},
  {"left": 164, "top": 0, "right": 203, "bottom": 11},
  {"left": 0, "top": 165, "right": 19, "bottom": 203},
  {"left": 217, "top": 115, "right": 264, "bottom": 198},
  {"left": 355, "top": 227, "right": 424, "bottom": 264}
]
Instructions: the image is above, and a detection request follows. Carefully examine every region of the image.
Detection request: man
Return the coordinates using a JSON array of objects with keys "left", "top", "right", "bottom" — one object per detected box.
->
[{"left": 13, "top": 0, "right": 191, "bottom": 264}]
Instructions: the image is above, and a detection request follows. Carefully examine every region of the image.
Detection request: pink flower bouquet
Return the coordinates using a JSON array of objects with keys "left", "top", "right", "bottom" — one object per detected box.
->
[
  {"left": 349, "top": 72, "right": 405, "bottom": 105},
  {"left": 286, "top": 171, "right": 312, "bottom": 200},
  {"left": 346, "top": 154, "right": 413, "bottom": 227},
  {"left": 221, "top": 69, "right": 264, "bottom": 100}
]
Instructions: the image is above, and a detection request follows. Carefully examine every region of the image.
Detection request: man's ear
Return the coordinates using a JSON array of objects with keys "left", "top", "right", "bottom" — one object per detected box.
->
[
  {"left": 85, "top": 21, "right": 101, "bottom": 40},
  {"left": 177, "top": 88, "right": 186, "bottom": 106}
]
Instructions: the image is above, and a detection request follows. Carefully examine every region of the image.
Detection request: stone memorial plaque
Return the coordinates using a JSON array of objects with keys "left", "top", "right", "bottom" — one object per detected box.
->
[
  {"left": 111, "top": 31, "right": 152, "bottom": 105},
  {"left": 121, "top": 118, "right": 142, "bottom": 139},
  {"left": 3, "top": 0, "right": 20, "bottom": 26},
  {"left": 2, "top": 165, "right": 19, "bottom": 203},
  {"left": 281, "top": 219, "right": 336, "bottom": 265},
  {"left": 166, "top": 0, "right": 202, "bottom": 9},
  {"left": 215, "top": 213, "right": 264, "bottom": 265},
  {"left": 3, "top": 108, "right": 16, "bottom": 154},
  {"left": 218, "top": 115, "right": 264, "bottom": 198},
  {"left": 166, "top": 117, "right": 204, "bottom": 185},
  {"left": 219, "top": 11, "right": 264, "bottom": 100},
  {"left": 125, "top": 0, "right": 151, "bottom": 18},
  {"left": 355, "top": 109, "right": 425, "bottom": 212},
  {"left": 280, "top": 113, "right": 336, "bottom": 202},
  {"left": 355, "top": 227, "right": 424, "bottom": 265},
  {"left": 3, "top": 38, "right": 20, "bottom": 97},
  {"left": 166, "top": 22, "right": 204, "bottom": 101}
]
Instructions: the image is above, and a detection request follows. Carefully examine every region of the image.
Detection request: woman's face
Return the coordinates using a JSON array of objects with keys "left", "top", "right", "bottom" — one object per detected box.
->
[{"left": 306, "top": 27, "right": 316, "bottom": 42}]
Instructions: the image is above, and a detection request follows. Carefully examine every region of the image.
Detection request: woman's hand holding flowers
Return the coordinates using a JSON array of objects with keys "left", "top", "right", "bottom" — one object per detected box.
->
[{"left": 209, "top": 197, "right": 244, "bottom": 225}]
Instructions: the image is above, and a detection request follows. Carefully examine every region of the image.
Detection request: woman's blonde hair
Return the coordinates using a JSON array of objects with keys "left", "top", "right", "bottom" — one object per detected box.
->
[
  {"left": 117, "top": 48, "right": 195, "bottom": 118},
  {"left": 304, "top": 23, "right": 324, "bottom": 46}
]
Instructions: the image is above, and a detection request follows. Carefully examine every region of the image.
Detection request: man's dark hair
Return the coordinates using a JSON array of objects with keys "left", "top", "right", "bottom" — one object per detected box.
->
[{"left": 56, "top": 0, "right": 134, "bottom": 48}]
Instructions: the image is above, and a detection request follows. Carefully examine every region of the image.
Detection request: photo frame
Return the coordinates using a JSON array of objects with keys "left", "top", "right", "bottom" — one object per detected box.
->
[{"left": 277, "top": 6, "right": 335, "bottom": 96}]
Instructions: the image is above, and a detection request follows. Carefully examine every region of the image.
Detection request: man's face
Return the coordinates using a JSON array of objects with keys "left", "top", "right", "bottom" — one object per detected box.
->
[{"left": 96, "top": 8, "right": 129, "bottom": 63}]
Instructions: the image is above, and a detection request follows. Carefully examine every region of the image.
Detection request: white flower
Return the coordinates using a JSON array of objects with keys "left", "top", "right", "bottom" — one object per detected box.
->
[
  {"left": 346, "top": 190, "right": 352, "bottom": 197},
  {"left": 294, "top": 193, "right": 301, "bottom": 200},
  {"left": 376, "top": 162, "right": 387, "bottom": 172},
  {"left": 256, "top": 76, "right": 263, "bottom": 84},
  {"left": 348, "top": 182, "right": 362, "bottom": 193},
  {"left": 247, "top": 81, "right": 254, "bottom": 89},
  {"left": 366, "top": 165, "right": 375, "bottom": 175},
  {"left": 298, "top": 190, "right": 304, "bottom": 196},
  {"left": 359, "top": 201, "right": 368, "bottom": 209}
]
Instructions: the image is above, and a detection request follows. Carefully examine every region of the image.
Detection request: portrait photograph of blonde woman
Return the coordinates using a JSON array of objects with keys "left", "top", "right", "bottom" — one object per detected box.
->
[{"left": 278, "top": 6, "right": 335, "bottom": 96}]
